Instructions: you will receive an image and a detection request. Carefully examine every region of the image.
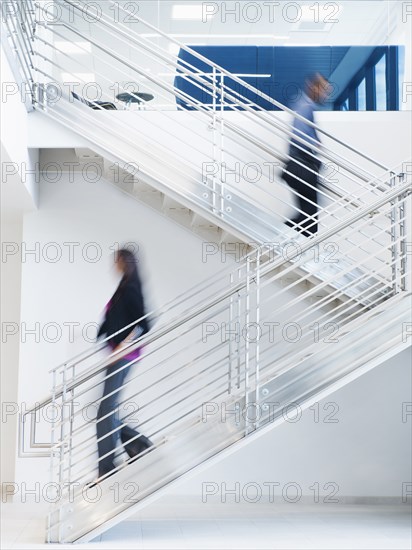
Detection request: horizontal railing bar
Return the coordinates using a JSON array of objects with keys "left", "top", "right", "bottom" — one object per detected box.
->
[
  {"left": 54, "top": 351, "right": 233, "bottom": 466},
  {"left": 34, "top": 98, "right": 392, "bottom": 284},
  {"left": 51, "top": 230, "right": 405, "bottom": 452},
  {"left": 38, "top": 89, "right": 400, "bottom": 268},
  {"left": 104, "top": 0, "right": 390, "bottom": 172},
  {"left": 56, "top": 288, "right": 410, "bottom": 486},
  {"left": 50, "top": 0, "right": 390, "bottom": 179},
  {"left": 63, "top": 378, "right": 232, "bottom": 486},
  {"left": 30, "top": 17, "right": 398, "bottom": 250},
  {"left": 258, "top": 294, "right": 409, "bottom": 391},
  {"left": 52, "top": 316, "right": 232, "bottom": 434},
  {"left": 23, "top": 180, "right": 411, "bottom": 416},
  {"left": 31, "top": 23, "right": 392, "bottom": 223}
]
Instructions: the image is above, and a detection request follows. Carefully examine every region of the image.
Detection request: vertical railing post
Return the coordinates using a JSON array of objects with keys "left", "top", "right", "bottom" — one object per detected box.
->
[
  {"left": 244, "top": 257, "right": 251, "bottom": 436},
  {"left": 254, "top": 251, "right": 261, "bottom": 431},
  {"left": 236, "top": 267, "right": 242, "bottom": 390},
  {"left": 59, "top": 365, "right": 68, "bottom": 504},
  {"left": 397, "top": 172, "right": 408, "bottom": 291},
  {"left": 10, "top": 0, "right": 35, "bottom": 101},
  {"left": 228, "top": 273, "right": 234, "bottom": 395},
  {"left": 390, "top": 171, "right": 399, "bottom": 293},
  {"left": 243, "top": 249, "right": 261, "bottom": 434},
  {"left": 211, "top": 66, "right": 217, "bottom": 214},
  {"left": 219, "top": 72, "right": 225, "bottom": 217},
  {"left": 47, "top": 368, "right": 57, "bottom": 543},
  {"left": 66, "top": 364, "right": 76, "bottom": 486}
]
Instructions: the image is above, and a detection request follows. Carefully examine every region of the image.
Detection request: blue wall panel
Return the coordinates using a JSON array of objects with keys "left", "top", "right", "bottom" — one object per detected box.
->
[{"left": 175, "top": 46, "right": 401, "bottom": 111}]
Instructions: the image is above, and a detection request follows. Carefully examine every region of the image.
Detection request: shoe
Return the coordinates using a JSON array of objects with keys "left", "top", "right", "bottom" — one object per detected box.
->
[
  {"left": 126, "top": 441, "right": 155, "bottom": 465},
  {"left": 86, "top": 468, "right": 118, "bottom": 488}
]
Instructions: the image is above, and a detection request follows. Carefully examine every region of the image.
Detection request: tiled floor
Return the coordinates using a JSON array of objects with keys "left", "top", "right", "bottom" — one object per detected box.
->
[{"left": 1, "top": 498, "right": 411, "bottom": 549}]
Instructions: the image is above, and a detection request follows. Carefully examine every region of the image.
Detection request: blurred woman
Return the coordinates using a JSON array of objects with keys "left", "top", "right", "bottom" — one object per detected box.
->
[{"left": 96, "top": 248, "right": 153, "bottom": 480}]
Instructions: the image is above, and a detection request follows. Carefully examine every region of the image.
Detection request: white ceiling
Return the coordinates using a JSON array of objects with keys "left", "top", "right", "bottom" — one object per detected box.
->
[
  {"left": 45, "top": 0, "right": 408, "bottom": 105},
  {"left": 56, "top": 0, "right": 399, "bottom": 43}
]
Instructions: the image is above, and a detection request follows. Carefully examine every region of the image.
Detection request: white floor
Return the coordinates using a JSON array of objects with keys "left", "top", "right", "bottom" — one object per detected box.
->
[{"left": 1, "top": 498, "right": 411, "bottom": 549}]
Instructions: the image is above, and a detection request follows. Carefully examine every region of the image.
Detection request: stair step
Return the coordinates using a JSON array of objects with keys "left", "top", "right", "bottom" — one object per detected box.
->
[
  {"left": 192, "top": 224, "right": 222, "bottom": 240},
  {"left": 63, "top": 143, "right": 391, "bottom": 309},
  {"left": 162, "top": 195, "right": 191, "bottom": 213},
  {"left": 75, "top": 148, "right": 103, "bottom": 164},
  {"left": 133, "top": 180, "right": 160, "bottom": 193},
  {"left": 134, "top": 189, "right": 164, "bottom": 208}
]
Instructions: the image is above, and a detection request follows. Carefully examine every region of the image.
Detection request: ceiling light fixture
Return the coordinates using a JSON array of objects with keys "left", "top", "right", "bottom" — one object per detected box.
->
[
  {"left": 172, "top": 5, "right": 212, "bottom": 20},
  {"left": 300, "top": 3, "right": 343, "bottom": 22},
  {"left": 54, "top": 41, "right": 92, "bottom": 54},
  {"left": 61, "top": 73, "right": 96, "bottom": 83},
  {"left": 143, "top": 34, "right": 290, "bottom": 39},
  {"left": 168, "top": 43, "right": 181, "bottom": 56}
]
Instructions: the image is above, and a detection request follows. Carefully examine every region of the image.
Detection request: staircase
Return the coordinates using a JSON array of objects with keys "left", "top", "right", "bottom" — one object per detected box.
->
[
  {"left": 46, "top": 290, "right": 410, "bottom": 543},
  {"left": 4, "top": 0, "right": 411, "bottom": 544},
  {"left": 6, "top": 0, "right": 408, "bottom": 301},
  {"left": 18, "top": 184, "right": 411, "bottom": 542}
]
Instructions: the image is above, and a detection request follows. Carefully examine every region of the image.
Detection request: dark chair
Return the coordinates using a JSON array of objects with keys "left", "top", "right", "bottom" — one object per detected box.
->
[
  {"left": 116, "top": 91, "right": 154, "bottom": 109},
  {"left": 71, "top": 92, "right": 117, "bottom": 111}
]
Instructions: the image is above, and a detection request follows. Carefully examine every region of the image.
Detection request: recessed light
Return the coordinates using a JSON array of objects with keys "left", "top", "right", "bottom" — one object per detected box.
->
[
  {"left": 61, "top": 73, "right": 96, "bottom": 83},
  {"left": 300, "top": 3, "right": 343, "bottom": 22},
  {"left": 54, "top": 41, "right": 92, "bottom": 54},
  {"left": 145, "top": 34, "right": 289, "bottom": 39},
  {"left": 172, "top": 5, "right": 212, "bottom": 20},
  {"left": 168, "top": 43, "right": 181, "bottom": 56}
]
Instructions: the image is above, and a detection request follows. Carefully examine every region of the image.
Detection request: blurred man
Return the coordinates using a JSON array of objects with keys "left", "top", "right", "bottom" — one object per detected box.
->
[{"left": 282, "top": 72, "right": 330, "bottom": 236}]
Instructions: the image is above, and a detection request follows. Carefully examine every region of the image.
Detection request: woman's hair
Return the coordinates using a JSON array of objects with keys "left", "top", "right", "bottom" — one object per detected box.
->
[
  {"left": 117, "top": 248, "right": 138, "bottom": 280},
  {"left": 112, "top": 247, "right": 141, "bottom": 300}
]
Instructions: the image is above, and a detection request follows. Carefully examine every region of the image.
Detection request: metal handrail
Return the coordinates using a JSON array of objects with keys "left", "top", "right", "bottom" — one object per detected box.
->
[
  {"left": 27, "top": 21, "right": 399, "bottom": 235},
  {"left": 101, "top": 0, "right": 390, "bottom": 172},
  {"left": 53, "top": 208, "right": 403, "bottom": 414},
  {"left": 20, "top": 179, "right": 411, "bottom": 419},
  {"left": 45, "top": 294, "right": 408, "bottom": 532},
  {"left": 35, "top": 83, "right": 401, "bottom": 241},
  {"left": 50, "top": 223, "right": 403, "bottom": 451},
  {"left": 32, "top": 15, "right": 389, "bottom": 199},
  {"left": 27, "top": 3, "right": 400, "bottom": 244},
  {"left": 24, "top": 3, "right": 400, "bottom": 248},
  {"left": 31, "top": 0, "right": 390, "bottom": 188},
  {"left": 52, "top": 253, "right": 411, "bottom": 481},
  {"left": 10, "top": 0, "right": 402, "bottom": 223},
  {"left": 29, "top": 54, "right": 395, "bottom": 249},
  {"left": 10, "top": 0, "right": 410, "bottom": 468},
  {"left": 46, "top": 177, "right": 410, "bottom": 388}
]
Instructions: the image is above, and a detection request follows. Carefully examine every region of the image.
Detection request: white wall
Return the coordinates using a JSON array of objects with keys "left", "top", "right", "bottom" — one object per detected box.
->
[
  {"left": 28, "top": 110, "right": 412, "bottom": 254},
  {"left": 10, "top": 168, "right": 412, "bottom": 500},
  {"left": 0, "top": 221, "right": 23, "bottom": 487},
  {"left": 12, "top": 171, "right": 236, "bottom": 491},
  {"left": 0, "top": 46, "right": 39, "bottom": 213},
  {"left": 170, "top": 346, "right": 412, "bottom": 500},
  {"left": 0, "top": 45, "right": 38, "bottom": 490}
]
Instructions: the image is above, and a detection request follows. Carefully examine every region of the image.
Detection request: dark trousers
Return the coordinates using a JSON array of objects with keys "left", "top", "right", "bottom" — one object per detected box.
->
[
  {"left": 96, "top": 358, "right": 152, "bottom": 477},
  {"left": 283, "top": 152, "right": 320, "bottom": 237}
]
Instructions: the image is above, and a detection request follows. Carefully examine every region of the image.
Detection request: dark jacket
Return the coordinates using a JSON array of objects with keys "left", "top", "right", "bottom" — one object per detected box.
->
[{"left": 97, "top": 277, "right": 150, "bottom": 347}]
